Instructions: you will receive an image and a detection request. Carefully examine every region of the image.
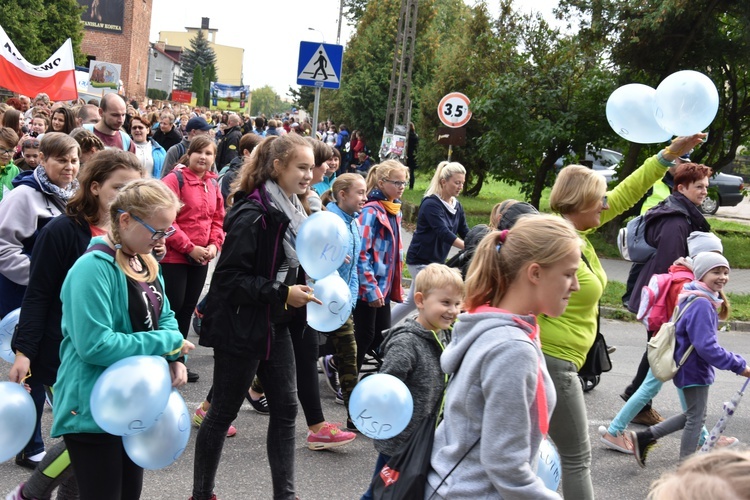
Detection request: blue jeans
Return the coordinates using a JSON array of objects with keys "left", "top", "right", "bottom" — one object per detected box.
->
[
  {"left": 361, "top": 452, "right": 390, "bottom": 500},
  {"left": 192, "top": 326, "right": 298, "bottom": 500},
  {"left": 608, "top": 369, "right": 708, "bottom": 445},
  {"left": 19, "top": 377, "right": 45, "bottom": 459}
]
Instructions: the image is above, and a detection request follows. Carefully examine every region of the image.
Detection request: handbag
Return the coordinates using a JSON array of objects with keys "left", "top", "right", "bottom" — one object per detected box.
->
[{"left": 577, "top": 254, "right": 612, "bottom": 392}]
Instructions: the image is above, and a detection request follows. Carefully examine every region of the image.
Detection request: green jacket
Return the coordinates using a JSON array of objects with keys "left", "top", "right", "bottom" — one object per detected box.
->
[
  {"left": 52, "top": 238, "right": 184, "bottom": 437},
  {"left": 640, "top": 178, "right": 671, "bottom": 214},
  {"left": 539, "top": 154, "right": 673, "bottom": 369},
  {"left": 0, "top": 162, "right": 20, "bottom": 201}
]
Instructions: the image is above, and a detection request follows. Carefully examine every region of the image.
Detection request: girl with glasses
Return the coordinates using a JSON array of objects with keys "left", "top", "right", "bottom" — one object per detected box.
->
[
  {"left": 0, "top": 127, "right": 20, "bottom": 198},
  {"left": 353, "top": 160, "right": 409, "bottom": 374},
  {"left": 50, "top": 179, "right": 194, "bottom": 500}
]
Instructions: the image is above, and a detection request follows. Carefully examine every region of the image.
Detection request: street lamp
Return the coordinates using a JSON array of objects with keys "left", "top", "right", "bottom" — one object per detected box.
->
[{"left": 307, "top": 27, "right": 325, "bottom": 43}]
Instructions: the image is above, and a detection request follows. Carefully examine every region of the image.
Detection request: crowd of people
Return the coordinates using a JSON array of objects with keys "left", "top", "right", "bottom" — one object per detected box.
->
[{"left": 1, "top": 89, "right": 748, "bottom": 500}]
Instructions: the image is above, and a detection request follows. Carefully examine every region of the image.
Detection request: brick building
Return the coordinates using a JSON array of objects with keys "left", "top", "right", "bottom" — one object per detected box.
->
[{"left": 78, "top": 0, "right": 152, "bottom": 100}]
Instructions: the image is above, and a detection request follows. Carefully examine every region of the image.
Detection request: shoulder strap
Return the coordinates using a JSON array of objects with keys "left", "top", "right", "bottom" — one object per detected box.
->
[
  {"left": 427, "top": 437, "right": 481, "bottom": 500},
  {"left": 119, "top": 130, "right": 131, "bottom": 151},
  {"left": 580, "top": 253, "right": 601, "bottom": 332},
  {"left": 174, "top": 169, "right": 184, "bottom": 192}
]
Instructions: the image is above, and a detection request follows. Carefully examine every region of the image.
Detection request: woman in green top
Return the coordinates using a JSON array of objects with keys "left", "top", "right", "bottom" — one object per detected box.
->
[{"left": 539, "top": 134, "right": 706, "bottom": 500}]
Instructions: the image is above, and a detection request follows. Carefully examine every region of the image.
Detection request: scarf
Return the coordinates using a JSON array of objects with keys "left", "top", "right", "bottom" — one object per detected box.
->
[
  {"left": 35, "top": 165, "right": 78, "bottom": 204},
  {"left": 369, "top": 188, "right": 401, "bottom": 216},
  {"left": 678, "top": 280, "right": 723, "bottom": 310},
  {"left": 264, "top": 180, "right": 307, "bottom": 281}
]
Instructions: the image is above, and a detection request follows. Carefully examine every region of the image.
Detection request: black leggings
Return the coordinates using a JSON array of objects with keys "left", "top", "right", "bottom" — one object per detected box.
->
[
  {"left": 353, "top": 299, "right": 391, "bottom": 372},
  {"left": 291, "top": 320, "right": 325, "bottom": 427},
  {"left": 63, "top": 433, "right": 143, "bottom": 500},
  {"left": 161, "top": 263, "right": 209, "bottom": 338}
]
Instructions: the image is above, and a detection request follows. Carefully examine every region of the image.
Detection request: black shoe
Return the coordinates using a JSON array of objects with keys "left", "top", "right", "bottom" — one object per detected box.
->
[
  {"left": 187, "top": 369, "right": 200, "bottom": 383},
  {"left": 620, "top": 392, "right": 631, "bottom": 403},
  {"left": 628, "top": 430, "right": 657, "bottom": 468},
  {"left": 345, "top": 418, "right": 360, "bottom": 433},
  {"left": 246, "top": 394, "right": 270, "bottom": 415},
  {"left": 15, "top": 455, "right": 41, "bottom": 470}
]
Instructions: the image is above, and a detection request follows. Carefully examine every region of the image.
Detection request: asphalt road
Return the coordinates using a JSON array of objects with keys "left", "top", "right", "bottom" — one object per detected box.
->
[{"left": 3, "top": 318, "right": 750, "bottom": 499}]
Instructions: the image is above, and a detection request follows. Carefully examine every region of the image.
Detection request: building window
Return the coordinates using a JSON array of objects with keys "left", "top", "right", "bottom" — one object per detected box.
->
[{"left": 155, "top": 70, "right": 162, "bottom": 82}]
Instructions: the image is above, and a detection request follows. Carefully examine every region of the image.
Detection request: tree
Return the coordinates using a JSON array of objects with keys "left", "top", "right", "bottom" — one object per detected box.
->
[
  {"left": 0, "top": 0, "right": 86, "bottom": 65},
  {"left": 192, "top": 66, "right": 204, "bottom": 107},
  {"left": 287, "top": 85, "right": 316, "bottom": 112},
  {"left": 251, "top": 86, "right": 288, "bottom": 116},
  {"left": 175, "top": 30, "right": 218, "bottom": 91}
]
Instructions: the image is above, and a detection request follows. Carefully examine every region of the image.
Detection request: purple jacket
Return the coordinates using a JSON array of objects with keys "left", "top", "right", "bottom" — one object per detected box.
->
[{"left": 673, "top": 297, "right": 746, "bottom": 388}]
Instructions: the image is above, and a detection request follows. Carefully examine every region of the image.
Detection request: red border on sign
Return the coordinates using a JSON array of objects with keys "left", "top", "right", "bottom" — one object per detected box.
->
[{"left": 437, "top": 92, "right": 472, "bottom": 128}]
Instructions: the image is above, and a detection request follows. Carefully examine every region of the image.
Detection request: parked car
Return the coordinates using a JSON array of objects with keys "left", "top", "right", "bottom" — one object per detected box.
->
[
  {"left": 555, "top": 148, "right": 622, "bottom": 183},
  {"left": 700, "top": 171, "right": 745, "bottom": 215}
]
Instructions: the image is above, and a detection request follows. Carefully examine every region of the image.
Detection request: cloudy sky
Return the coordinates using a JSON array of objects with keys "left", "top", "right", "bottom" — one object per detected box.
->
[{"left": 149, "top": 0, "right": 561, "bottom": 97}]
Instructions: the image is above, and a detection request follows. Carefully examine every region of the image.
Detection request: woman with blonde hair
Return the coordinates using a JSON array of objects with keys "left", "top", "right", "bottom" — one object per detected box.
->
[
  {"left": 391, "top": 161, "right": 468, "bottom": 325},
  {"left": 426, "top": 215, "right": 581, "bottom": 499},
  {"left": 354, "top": 160, "right": 409, "bottom": 373},
  {"left": 51, "top": 179, "right": 193, "bottom": 499},
  {"left": 538, "top": 133, "right": 707, "bottom": 500}
]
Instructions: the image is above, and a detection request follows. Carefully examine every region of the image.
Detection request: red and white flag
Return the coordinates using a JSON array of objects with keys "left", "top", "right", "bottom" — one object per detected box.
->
[{"left": 0, "top": 23, "right": 78, "bottom": 101}]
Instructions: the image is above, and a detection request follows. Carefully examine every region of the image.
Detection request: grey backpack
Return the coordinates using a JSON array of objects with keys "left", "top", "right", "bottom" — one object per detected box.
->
[{"left": 618, "top": 215, "right": 656, "bottom": 263}]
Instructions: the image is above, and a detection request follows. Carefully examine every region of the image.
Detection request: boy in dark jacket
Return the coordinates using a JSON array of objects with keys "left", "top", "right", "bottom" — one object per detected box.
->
[{"left": 361, "top": 263, "right": 464, "bottom": 500}]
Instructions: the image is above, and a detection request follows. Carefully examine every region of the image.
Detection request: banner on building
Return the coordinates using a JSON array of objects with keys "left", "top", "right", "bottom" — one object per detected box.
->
[
  {"left": 209, "top": 82, "right": 250, "bottom": 112},
  {"left": 0, "top": 24, "right": 77, "bottom": 101},
  {"left": 87, "top": 61, "right": 121, "bottom": 94},
  {"left": 78, "top": 0, "right": 125, "bottom": 33}
]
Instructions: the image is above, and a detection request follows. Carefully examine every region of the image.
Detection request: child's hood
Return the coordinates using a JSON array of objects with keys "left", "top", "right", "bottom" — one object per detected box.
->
[{"left": 381, "top": 317, "right": 449, "bottom": 349}]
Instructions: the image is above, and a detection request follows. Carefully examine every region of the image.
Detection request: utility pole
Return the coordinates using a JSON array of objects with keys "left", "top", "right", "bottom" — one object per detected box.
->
[
  {"left": 380, "top": 0, "right": 418, "bottom": 160},
  {"left": 336, "top": 0, "right": 344, "bottom": 45}
]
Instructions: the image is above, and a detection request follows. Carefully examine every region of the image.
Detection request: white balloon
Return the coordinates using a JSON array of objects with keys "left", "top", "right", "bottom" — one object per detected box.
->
[
  {"left": 307, "top": 273, "right": 352, "bottom": 332},
  {"left": 296, "top": 211, "right": 350, "bottom": 280},
  {"left": 0, "top": 308, "right": 20, "bottom": 363},
  {"left": 606, "top": 84, "right": 673, "bottom": 144},
  {"left": 655, "top": 70, "right": 719, "bottom": 136},
  {"left": 0, "top": 382, "right": 36, "bottom": 462}
]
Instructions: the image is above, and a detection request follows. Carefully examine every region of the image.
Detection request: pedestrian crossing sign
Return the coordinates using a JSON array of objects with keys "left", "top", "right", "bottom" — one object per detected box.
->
[{"left": 297, "top": 42, "right": 343, "bottom": 89}]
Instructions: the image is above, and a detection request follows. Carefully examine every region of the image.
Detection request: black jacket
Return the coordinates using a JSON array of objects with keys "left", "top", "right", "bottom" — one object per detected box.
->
[
  {"left": 153, "top": 126, "right": 183, "bottom": 152},
  {"left": 12, "top": 214, "right": 91, "bottom": 385},
  {"left": 628, "top": 192, "right": 710, "bottom": 313},
  {"left": 216, "top": 125, "right": 243, "bottom": 169},
  {"left": 200, "top": 185, "right": 301, "bottom": 359}
]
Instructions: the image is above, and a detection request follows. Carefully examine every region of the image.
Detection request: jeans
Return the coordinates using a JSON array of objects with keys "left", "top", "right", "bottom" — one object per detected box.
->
[
  {"left": 390, "top": 264, "right": 426, "bottom": 326},
  {"left": 544, "top": 354, "right": 594, "bottom": 500},
  {"left": 19, "top": 377, "right": 45, "bottom": 459},
  {"left": 648, "top": 385, "right": 710, "bottom": 460},
  {"left": 609, "top": 368, "right": 709, "bottom": 445},
  {"left": 360, "top": 452, "right": 390, "bottom": 500},
  {"left": 63, "top": 433, "right": 143, "bottom": 500},
  {"left": 161, "top": 263, "right": 210, "bottom": 339},
  {"left": 192, "top": 326, "right": 298, "bottom": 500},
  {"left": 353, "top": 299, "right": 391, "bottom": 372}
]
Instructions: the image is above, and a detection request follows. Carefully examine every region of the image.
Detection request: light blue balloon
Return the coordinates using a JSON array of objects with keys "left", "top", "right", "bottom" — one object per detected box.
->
[
  {"left": 537, "top": 438, "right": 561, "bottom": 491},
  {"left": 349, "top": 374, "right": 413, "bottom": 439},
  {"left": 90, "top": 356, "right": 172, "bottom": 436},
  {"left": 123, "top": 389, "right": 191, "bottom": 470},
  {"left": 655, "top": 70, "right": 719, "bottom": 136},
  {"left": 0, "top": 381, "right": 36, "bottom": 462},
  {"left": 296, "top": 211, "right": 350, "bottom": 280},
  {"left": 606, "top": 84, "right": 672, "bottom": 144},
  {"left": 307, "top": 273, "right": 352, "bottom": 332},
  {"left": 0, "top": 308, "right": 20, "bottom": 363}
]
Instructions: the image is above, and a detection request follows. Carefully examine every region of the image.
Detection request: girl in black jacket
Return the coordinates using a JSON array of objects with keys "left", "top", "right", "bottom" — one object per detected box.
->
[{"left": 191, "top": 134, "right": 321, "bottom": 500}]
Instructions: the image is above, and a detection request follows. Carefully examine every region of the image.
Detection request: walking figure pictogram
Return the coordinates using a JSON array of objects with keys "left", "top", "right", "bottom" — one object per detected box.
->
[{"left": 312, "top": 51, "right": 328, "bottom": 80}]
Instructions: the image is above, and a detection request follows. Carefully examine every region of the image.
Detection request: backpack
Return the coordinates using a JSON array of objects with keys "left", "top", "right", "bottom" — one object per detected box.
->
[
  {"left": 647, "top": 296, "right": 697, "bottom": 382},
  {"left": 618, "top": 215, "right": 656, "bottom": 263},
  {"left": 172, "top": 168, "right": 218, "bottom": 194},
  {"left": 82, "top": 124, "right": 131, "bottom": 151},
  {"left": 636, "top": 268, "right": 693, "bottom": 332}
]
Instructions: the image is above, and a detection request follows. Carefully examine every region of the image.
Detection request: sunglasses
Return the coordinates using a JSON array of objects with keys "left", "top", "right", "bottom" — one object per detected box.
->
[
  {"left": 118, "top": 210, "right": 176, "bottom": 240},
  {"left": 22, "top": 139, "right": 40, "bottom": 149}
]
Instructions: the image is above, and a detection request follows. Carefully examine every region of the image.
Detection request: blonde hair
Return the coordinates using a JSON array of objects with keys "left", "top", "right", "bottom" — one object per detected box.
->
[
  {"left": 648, "top": 449, "right": 750, "bottom": 500},
  {"left": 718, "top": 290, "right": 730, "bottom": 321},
  {"left": 364, "top": 159, "right": 410, "bottom": 193},
  {"left": 464, "top": 214, "right": 580, "bottom": 310},
  {"left": 321, "top": 173, "right": 364, "bottom": 205},
  {"left": 424, "top": 161, "right": 465, "bottom": 198},
  {"left": 229, "top": 134, "right": 311, "bottom": 206},
  {"left": 549, "top": 164, "right": 606, "bottom": 215},
  {"left": 109, "top": 179, "right": 180, "bottom": 282},
  {"left": 414, "top": 263, "right": 464, "bottom": 298}
]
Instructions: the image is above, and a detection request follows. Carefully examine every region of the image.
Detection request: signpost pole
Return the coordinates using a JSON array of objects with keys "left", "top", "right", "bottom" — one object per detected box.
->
[
  {"left": 448, "top": 144, "right": 452, "bottom": 162},
  {"left": 312, "top": 86, "right": 321, "bottom": 135}
]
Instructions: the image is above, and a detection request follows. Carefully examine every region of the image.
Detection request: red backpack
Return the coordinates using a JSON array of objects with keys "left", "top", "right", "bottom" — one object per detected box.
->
[{"left": 636, "top": 265, "right": 694, "bottom": 333}]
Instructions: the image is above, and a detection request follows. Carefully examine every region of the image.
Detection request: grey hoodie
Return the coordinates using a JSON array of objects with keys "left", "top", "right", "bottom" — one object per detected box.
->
[
  {"left": 425, "top": 310, "right": 560, "bottom": 499},
  {"left": 375, "top": 317, "right": 449, "bottom": 457}
]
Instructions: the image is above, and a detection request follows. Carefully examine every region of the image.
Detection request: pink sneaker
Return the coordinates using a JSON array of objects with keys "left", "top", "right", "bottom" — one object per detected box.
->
[
  {"left": 598, "top": 425, "right": 633, "bottom": 454},
  {"left": 307, "top": 422, "right": 356, "bottom": 450},
  {"left": 193, "top": 404, "right": 237, "bottom": 438}
]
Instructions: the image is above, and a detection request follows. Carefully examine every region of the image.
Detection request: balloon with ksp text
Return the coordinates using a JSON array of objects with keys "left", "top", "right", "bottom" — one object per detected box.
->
[{"left": 349, "top": 374, "right": 413, "bottom": 440}]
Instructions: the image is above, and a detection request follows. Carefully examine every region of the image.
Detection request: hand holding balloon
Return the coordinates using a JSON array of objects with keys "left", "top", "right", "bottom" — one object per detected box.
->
[
  {"left": 180, "top": 339, "right": 195, "bottom": 356},
  {"left": 8, "top": 353, "right": 30, "bottom": 384},
  {"left": 169, "top": 361, "right": 188, "bottom": 387},
  {"left": 662, "top": 134, "right": 708, "bottom": 161},
  {"left": 286, "top": 285, "right": 323, "bottom": 308}
]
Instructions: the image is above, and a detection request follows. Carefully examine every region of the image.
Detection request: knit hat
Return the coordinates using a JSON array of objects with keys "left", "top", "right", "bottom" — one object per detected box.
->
[
  {"left": 687, "top": 231, "right": 723, "bottom": 257},
  {"left": 692, "top": 252, "right": 730, "bottom": 281}
]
